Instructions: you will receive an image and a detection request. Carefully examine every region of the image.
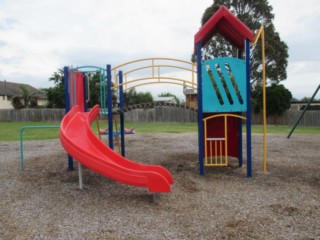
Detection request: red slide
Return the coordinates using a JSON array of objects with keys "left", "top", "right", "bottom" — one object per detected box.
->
[{"left": 60, "top": 105, "right": 173, "bottom": 192}]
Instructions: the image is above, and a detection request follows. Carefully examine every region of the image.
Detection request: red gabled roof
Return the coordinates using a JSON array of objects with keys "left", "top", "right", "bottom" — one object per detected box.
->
[{"left": 194, "top": 6, "right": 254, "bottom": 49}]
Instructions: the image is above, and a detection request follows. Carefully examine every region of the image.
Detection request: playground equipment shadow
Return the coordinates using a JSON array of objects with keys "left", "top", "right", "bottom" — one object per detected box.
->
[{"left": 0, "top": 132, "right": 319, "bottom": 239}]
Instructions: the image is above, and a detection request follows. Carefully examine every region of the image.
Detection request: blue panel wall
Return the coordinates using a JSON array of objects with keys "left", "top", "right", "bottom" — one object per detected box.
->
[{"left": 202, "top": 57, "right": 247, "bottom": 113}]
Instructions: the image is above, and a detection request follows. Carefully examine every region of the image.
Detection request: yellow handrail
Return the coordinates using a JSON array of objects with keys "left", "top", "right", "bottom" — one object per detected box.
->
[
  {"left": 110, "top": 57, "right": 197, "bottom": 91},
  {"left": 112, "top": 77, "right": 197, "bottom": 91}
]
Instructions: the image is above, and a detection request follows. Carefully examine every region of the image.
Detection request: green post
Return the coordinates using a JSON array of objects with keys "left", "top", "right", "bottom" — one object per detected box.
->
[{"left": 20, "top": 126, "right": 60, "bottom": 170}]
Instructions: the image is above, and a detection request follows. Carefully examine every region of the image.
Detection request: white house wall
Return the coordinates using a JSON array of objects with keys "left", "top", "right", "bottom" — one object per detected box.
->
[{"left": 0, "top": 96, "right": 13, "bottom": 109}]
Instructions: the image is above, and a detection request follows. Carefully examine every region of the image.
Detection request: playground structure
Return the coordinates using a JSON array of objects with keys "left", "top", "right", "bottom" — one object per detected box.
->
[
  {"left": 58, "top": 6, "right": 267, "bottom": 195},
  {"left": 61, "top": 59, "right": 197, "bottom": 194},
  {"left": 194, "top": 6, "right": 267, "bottom": 177}
]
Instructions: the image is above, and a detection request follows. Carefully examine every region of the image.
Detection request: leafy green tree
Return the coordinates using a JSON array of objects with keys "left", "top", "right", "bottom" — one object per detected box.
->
[
  {"left": 19, "top": 85, "right": 38, "bottom": 108},
  {"left": 44, "top": 68, "right": 103, "bottom": 108},
  {"left": 86, "top": 71, "right": 103, "bottom": 108},
  {"left": 300, "top": 97, "right": 312, "bottom": 103},
  {"left": 11, "top": 96, "right": 24, "bottom": 109},
  {"left": 199, "top": 0, "right": 289, "bottom": 88},
  {"left": 256, "top": 84, "right": 292, "bottom": 115},
  {"left": 124, "top": 88, "right": 153, "bottom": 106},
  {"left": 11, "top": 85, "right": 38, "bottom": 109},
  {"left": 29, "top": 97, "right": 38, "bottom": 108},
  {"left": 158, "top": 92, "right": 180, "bottom": 104},
  {"left": 44, "top": 69, "right": 65, "bottom": 108}
]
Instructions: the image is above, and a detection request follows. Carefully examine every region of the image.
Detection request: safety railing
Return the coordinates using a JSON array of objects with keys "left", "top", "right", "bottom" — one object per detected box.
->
[{"left": 111, "top": 58, "right": 197, "bottom": 91}]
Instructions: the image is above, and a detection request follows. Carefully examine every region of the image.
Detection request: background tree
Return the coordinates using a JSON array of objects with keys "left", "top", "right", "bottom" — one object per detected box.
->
[
  {"left": 124, "top": 88, "right": 153, "bottom": 106},
  {"left": 44, "top": 69, "right": 102, "bottom": 108},
  {"left": 256, "top": 84, "right": 292, "bottom": 115},
  {"left": 19, "top": 85, "right": 37, "bottom": 108},
  {"left": 300, "top": 97, "right": 312, "bottom": 103},
  {"left": 199, "top": 0, "right": 289, "bottom": 89},
  {"left": 44, "top": 69, "right": 65, "bottom": 108},
  {"left": 29, "top": 97, "right": 38, "bottom": 108},
  {"left": 86, "top": 72, "right": 103, "bottom": 108},
  {"left": 11, "top": 96, "right": 24, "bottom": 109},
  {"left": 158, "top": 92, "right": 180, "bottom": 104},
  {"left": 11, "top": 86, "right": 38, "bottom": 109}
]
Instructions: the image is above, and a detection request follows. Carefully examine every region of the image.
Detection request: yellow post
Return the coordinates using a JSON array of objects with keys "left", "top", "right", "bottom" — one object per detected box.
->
[
  {"left": 252, "top": 26, "right": 267, "bottom": 174},
  {"left": 113, "top": 115, "right": 121, "bottom": 154},
  {"left": 96, "top": 118, "right": 102, "bottom": 140}
]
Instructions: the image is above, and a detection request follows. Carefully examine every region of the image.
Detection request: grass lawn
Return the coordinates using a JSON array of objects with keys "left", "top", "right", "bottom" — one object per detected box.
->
[
  {"left": 0, "top": 122, "right": 61, "bottom": 142},
  {"left": 0, "top": 121, "right": 319, "bottom": 141}
]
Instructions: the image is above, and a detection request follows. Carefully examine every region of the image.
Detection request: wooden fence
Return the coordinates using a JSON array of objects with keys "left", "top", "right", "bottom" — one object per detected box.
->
[
  {"left": 252, "top": 110, "right": 320, "bottom": 127},
  {"left": 0, "top": 109, "right": 65, "bottom": 122},
  {"left": 124, "top": 106, "right": 197, "bottom": 123},
  {"left": 0, "top": 108, "right": 319, "bottom": 127}
]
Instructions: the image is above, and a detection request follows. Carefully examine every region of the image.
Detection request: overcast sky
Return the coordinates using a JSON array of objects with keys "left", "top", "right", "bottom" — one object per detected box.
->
[{"left": 0, "top": 0, "right": 319, "bottom": 100}]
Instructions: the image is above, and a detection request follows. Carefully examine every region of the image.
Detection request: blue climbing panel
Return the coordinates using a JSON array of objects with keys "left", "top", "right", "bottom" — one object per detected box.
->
[{"left": 202, "top": 57, "right": 247, "bottom": 113}]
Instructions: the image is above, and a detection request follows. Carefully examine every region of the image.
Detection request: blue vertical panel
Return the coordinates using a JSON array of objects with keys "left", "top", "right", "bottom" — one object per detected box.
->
[
  {"left": 107, "top": 65, "right": 113, "bottom": 149},
  {"left": 245, "top": 39, "right": 252, "bottom": 178},
  {"left": 64, "top": 67, "right": 70, "bottom": 113},
  {"left": 63, "top": 66, "right": 73, "bottom": 171},
  {"left": 119, "top": 71, "right": 125, "bottom": 157},
  {"left": 83, "top": 73, "right": 88, "bottom": 112},
  {"left": 196, "top": 42, "right": 204, "bottom": 175},
  {"left": 202, "top": 58, "right": 246, "bottom": 112}
]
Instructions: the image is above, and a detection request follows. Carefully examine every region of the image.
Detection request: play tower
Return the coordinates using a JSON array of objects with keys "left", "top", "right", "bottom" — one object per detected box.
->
[{"left": 195, "top": 6, "right": 255, "bottom": 177}]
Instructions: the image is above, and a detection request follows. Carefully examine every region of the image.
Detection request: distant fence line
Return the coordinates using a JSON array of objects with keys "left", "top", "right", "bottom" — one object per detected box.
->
[
  {"left": 124, "top": 106, "right": 197, "bottom": 123},
  {"left": 252, "top": 110, "right": 320, "bottom": 127},
  {"left": 0, "top": 109, "right": 65, "bottom": 122},
  {"left": 0, "top": 108, "right": 319, "bottom": 127}
]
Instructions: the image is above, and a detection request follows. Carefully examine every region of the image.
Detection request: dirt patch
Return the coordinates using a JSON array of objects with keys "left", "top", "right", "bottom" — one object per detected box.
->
[{"left": 0, "top": 133, "right": 319, "bottom": 239}]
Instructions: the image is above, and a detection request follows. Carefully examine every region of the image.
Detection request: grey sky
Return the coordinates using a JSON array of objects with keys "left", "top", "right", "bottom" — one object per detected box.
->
[{"left": 0, "top": 0, "right": 319, "bottom": 99}]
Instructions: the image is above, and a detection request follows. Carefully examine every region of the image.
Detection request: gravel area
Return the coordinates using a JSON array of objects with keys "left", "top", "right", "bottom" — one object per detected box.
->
[{"left": 0, "top": 133, "right": 319, "bottom": 239}]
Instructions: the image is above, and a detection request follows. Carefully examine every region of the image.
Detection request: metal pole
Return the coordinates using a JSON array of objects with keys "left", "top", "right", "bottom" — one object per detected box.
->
[
  {"left": 196, "top": 41, "right": 204, "bottom": 175},
  {"left": 19, "top": 126, "right": 60, "bottom": 170},
  {"left": 245, "top": 39, "right": 252, "bottom": 178},
  {"left": 237, "top": 49, "right": 243, "bottom": 168},
  {"left": 261, "top": 28, "right": 267, "bottom": 174},
  {"left": 119, "top": 70, "right": 125, "bottom": 157},
  {"left": 78, "top": 162, "right": 83, "bottom": 190},
  {"left": 287, "top": 84, "right": 320, "bottom": 138},
  {"left": 83, "top": 73, "right": 88, "bottom": 112},
  {"left": 251, "top": 26, "right": 267, "bottom": 174},
  {"left": 64, "top": 67, "right": 74, "bottom": 171},
  {"left": 107, "top": 64, "right": 113, "bottom": 149}
]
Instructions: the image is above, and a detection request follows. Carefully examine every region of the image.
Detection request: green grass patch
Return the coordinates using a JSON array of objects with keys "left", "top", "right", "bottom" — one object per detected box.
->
[
  {"left": 0, "top": 121, "right": 319, "bottom": 142},
  {"left": 125, "top": 122, "right": 198, "bottom": 133},
  {"left": 95, "top": 121, "right": 198, "bottom": 134},
  {"left": 0, "top": 122, "right": 60, "bottom": 141}
]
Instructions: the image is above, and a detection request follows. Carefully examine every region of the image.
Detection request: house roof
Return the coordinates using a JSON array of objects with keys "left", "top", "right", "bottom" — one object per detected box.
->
[
  {"left": 194, "top": 5, "right": 254, "bottom": 50},
  {"left": 0, "top": 81, "right": 46, "bottom": 99}
]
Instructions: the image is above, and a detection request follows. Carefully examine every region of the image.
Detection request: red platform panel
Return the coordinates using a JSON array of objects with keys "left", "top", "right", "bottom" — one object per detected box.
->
[
  {"left": 69, "top": 71, "right": 85, "bottom": 112},
  {"left": 203, "top": 113, "right": 240, "bottom": 159}
]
